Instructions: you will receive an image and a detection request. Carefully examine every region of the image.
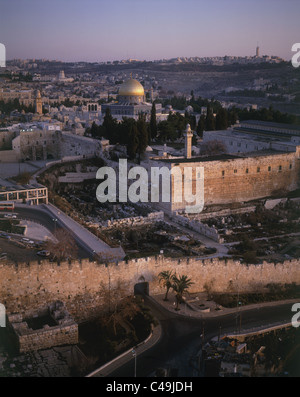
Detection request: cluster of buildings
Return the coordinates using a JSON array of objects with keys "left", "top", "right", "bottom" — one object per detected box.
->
[
  {"left": 158, "top": 46, "right": 284, "bottom": 66},
  {"left": 1, "top": 74, "right": 300, "bottom": 217},
  {"left": 142, "top": 119, "right": 300, "bottom": 213}
]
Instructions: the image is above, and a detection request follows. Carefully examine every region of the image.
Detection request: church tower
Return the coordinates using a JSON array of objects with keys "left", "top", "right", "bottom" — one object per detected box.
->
[{"left": 35, "top": 90, "right": 43, "bottom": 115}]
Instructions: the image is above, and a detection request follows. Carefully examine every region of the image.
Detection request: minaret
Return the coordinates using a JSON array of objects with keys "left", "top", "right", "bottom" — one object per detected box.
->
[
  {"left": 35, "top": 90, "right": 43, "bottom": 115},
  {"left": 256, "top": 43, "right": 260, "bottom": 57},
  {"left": 184, "top": 124, "right": 193, "bottom": 159}
]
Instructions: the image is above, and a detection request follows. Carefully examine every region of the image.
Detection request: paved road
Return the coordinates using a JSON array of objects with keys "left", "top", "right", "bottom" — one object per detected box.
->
[
  {"left": 106, "top": 296, "right": 294, "bottom": 377},
  {"left": 14, "top": 206, "right": 92, "bottom": 260}
]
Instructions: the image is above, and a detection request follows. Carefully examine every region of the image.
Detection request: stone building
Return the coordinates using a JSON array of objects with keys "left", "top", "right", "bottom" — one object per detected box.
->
[
  {"left": 202, "top": 120, "right": 300, "bottom": 155},
  {"left": 143, "top": 122, "right": 300, "bottom": 214},
  {"left": 0, "top": 88, "right": 33, "bottom": 106},
  {"left": 101, "top": 76, "right": 162, "bottom": 121},
  {"left": 8, "top": 301, "right": 78, "bottom": 353},
  {"left": 12, "top": 127, "right": 62, "bottom": 161}
]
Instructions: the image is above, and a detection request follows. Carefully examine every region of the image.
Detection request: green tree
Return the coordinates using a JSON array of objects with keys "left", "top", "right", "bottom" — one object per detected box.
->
[
  {"left": 89, "top": 121, "right": 101, "bottom": 138},
  {"left": 216, "top": 108, "right": 228, "bottom": 130},
  {"left": 205, "top": 106, "right": 216, "bottom": 131},
  {"left": 137, "top": 114, "right": 149, "bottom": 162},
  {"left": 158, "top": 270, "right": 174, "bottom": 301},
  {"left": 103, "top": 108, "right": 118, "bottom": 142},
  {"left": 127, "top": 121, "right": 139, "bottom": 159},
  {"left": 196, "top": 114, "right": 206, "bottom": 137},
  {"left": 157, "top": 120, "right": 176, "bottom": 142},
  {"left": 119, "top": 117, "right": 136, "bottom": 145},
  {"left": 150, "top": 103, "right": 157, "bottom": 139},
  {"left": 172, "top": 274, "right": 194, "bottom": 311}
]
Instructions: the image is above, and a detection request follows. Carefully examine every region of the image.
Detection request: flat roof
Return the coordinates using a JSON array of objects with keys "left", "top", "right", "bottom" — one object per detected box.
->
[
  {"left": 0, "top": 178, "right": 45, "bottom": 192},
  {"left": 155, "top": 154, "right": 240, "bottom": 163},
  {"left": 154, "top": 149, "right": 291, "bottom": 164},
  {"left": 234, "top": 126, "right": 297, "bottom": 138},
  {"left": 241, "top": 120, "right": 300, "bottom": 131}
]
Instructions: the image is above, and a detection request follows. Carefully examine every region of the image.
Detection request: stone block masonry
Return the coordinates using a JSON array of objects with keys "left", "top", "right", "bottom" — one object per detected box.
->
[
  {"left": 7, "top": 301, "right": 78, "bottom": 353},
  {"left": 102, "top": 211, "right": 164, "bottom": 228},
  {"left": 1, "top": 256, "right": 300, "bottom": 323}
]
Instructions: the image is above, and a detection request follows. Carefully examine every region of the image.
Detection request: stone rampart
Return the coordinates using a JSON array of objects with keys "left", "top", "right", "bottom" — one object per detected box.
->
[{"left": 1, "top": 256, "right": 299, "bottom": 322}]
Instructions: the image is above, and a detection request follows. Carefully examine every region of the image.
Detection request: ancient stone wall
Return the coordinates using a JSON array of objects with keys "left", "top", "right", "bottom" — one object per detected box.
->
[
  {"left": 1, "top": 256, "right": 300, "bottom": 323},
  {"left": 175, "top": 150, "right": 300, "bottom": 208},
  {"left": 102, "top": 211, "right": 164, "bottom": 228},
  {"left": 20, "top": 130, "right": 62, "bottom": 161},
  {"left": 0, "top": 130, "right": 15, "bottom": 150},
  {"left": 173, "top": 213, "right": 222, "bottom": 242},
  {"left": 8, "top": 302, "right": 78, "bottom": 353},
  {"left": 154, "top": 149, "right": 300, "bottom": 215}
]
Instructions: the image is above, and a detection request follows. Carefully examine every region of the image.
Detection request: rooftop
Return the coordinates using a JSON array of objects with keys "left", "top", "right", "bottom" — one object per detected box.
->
[
  {"left": 241, "top": 120, "right": 300, "bottom": 132},
  {"left": 154, "top": 154, "right": 240, "bottom": 163},
  {"left": 153, "top": 149, "right": 291, "bottom": 164}
]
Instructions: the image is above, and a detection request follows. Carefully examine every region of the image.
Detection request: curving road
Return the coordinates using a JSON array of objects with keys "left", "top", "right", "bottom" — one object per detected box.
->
[
  {"left": 106, "top": 295, "right": 294, "bottom": 377},
  {"left": 14, "top": 206, "right": 93, "bottom": 259}
]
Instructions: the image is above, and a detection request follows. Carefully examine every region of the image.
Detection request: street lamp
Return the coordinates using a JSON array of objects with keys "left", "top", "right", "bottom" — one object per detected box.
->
[
  {"left": 52, "top": 218, "right": 58, "bottom": 234},
  {"left": 132, "top": 349, "right": 137, "bottom": 377}
]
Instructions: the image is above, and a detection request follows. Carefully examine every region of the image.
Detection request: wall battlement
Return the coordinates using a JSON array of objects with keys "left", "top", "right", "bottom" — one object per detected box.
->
[{"left": 1, "top": 255, "right": 299, "bottom": 322}]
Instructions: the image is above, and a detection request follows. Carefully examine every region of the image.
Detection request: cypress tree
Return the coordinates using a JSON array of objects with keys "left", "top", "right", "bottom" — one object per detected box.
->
[
  {"left": 150, "top": 102, "right": 157, "bottom": 139},
  {"left": 137, "top": 115, "right": 149, "bottom": 163},
  {"left": 127, "top": 121, "right": 139, "bottom": 159}
]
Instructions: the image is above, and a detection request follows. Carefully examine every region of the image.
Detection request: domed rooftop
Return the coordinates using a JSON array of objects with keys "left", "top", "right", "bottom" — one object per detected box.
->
[{"left": 118, "top": 78, "right": 145, "bottom": 97}]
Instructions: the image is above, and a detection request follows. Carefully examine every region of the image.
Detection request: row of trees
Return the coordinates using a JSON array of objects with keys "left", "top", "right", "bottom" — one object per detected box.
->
[
  {"left": 158, "top": 270, "right": 194, "bottom": 311},
  {"left": 0, "top": 99, "right": 35, "bottom": 115},
  {"left": 86, "top": 109, "right": 150, "bottom": 161},
  {"left": 86, "top": 97, "right": 299, "bottom": 160}
]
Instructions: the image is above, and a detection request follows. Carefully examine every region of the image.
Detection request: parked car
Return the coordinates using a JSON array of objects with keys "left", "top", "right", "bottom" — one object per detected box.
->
[
  {"left": 37, "top": 250, "right": 50, "bottom": 257},
  {"left": 0, "top": 233, "right": 11, "bottom": 240}
]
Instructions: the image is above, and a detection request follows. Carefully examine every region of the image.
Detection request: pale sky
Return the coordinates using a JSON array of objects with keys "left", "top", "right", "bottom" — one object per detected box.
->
[{"left": 0, "top": 0, "right": 299, "bottom": 62}]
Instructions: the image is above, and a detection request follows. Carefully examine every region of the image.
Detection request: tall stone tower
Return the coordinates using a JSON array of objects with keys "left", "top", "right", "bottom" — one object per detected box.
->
[
  {"left": 256, "top": 44, "right": 260, "bottom": 57},
  {"left": 35, "top": 90, "right": 43, "bottom": 115},
  {"left": 184, "top": 124, "right": 193, "bottom": 159}
]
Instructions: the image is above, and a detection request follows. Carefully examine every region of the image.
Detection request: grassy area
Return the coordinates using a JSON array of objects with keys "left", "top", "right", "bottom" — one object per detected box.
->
[{"left": 0, "top": 219, "right": 25, "bottom": 235}]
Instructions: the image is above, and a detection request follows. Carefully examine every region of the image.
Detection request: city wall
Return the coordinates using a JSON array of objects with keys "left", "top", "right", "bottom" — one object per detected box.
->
[
  {"left": 1, "top": 256, "right": 300, "bottom": 323},
  {"left": 169, "top": 149, "right": 300, "bottom": 211}
]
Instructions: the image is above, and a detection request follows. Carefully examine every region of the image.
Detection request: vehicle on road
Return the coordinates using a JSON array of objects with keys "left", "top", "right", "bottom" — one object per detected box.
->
[
  {"left": 0, "top": 233, "right": 11, "bottom": 240},
  {"left": 0, "top": 202, "right": 15, "bottom": 212},
  {"left": 3, "top": 214, "right": 17, "bottom": 219},
  {"left": 37, "top": 250, "right": 50, "bottom": 257}
]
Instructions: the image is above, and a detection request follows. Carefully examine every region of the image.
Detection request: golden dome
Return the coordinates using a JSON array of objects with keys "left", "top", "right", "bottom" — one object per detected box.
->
[{"left": 118, "top": 78, "right": 145, "bottom": 97}]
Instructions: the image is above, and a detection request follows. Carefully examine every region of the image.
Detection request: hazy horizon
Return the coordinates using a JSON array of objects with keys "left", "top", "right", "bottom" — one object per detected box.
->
[{"left": 0, "top": 0, "right": 299, "bottom": 63}]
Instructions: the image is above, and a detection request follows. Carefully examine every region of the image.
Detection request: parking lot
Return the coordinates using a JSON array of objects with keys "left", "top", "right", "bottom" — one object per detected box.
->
[{"left": 0, "top": 236, "right": 43, "bottom": 264}]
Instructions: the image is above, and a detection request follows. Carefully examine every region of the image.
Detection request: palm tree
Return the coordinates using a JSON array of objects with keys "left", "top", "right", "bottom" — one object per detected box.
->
[
  {"left": 158, "top": 270, "right": 174, "bottom": 301},
  {"left": 172, "top": 275, "right": 194, "bottom": 311}
]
